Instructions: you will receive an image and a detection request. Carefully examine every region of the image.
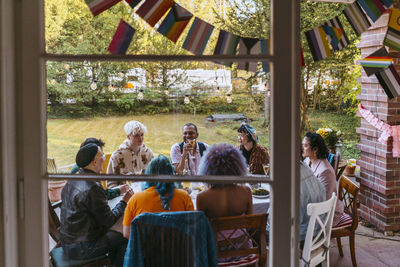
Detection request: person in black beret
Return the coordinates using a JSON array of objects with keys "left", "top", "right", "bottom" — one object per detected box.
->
[{"left": 60, "top": 143, "right": 134, "bottom": 267}]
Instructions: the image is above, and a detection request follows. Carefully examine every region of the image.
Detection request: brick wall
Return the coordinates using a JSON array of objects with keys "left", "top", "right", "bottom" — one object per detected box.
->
[{"left": 357, "top": 13, "right": 400, "bottom": 231}]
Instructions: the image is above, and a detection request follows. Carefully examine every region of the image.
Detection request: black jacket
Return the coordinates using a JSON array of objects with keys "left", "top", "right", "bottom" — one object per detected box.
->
[{"left": 60, "top": 168, "right": 126, "bottom": 244}]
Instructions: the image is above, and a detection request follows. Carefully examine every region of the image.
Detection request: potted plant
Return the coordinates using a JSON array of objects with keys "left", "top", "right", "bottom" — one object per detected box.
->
[
  {"left": 316, "top": 127, "right": 343, "bottom": 154},
  {"left": 344, "top": 159, "right": 357, "bottom": 176}
]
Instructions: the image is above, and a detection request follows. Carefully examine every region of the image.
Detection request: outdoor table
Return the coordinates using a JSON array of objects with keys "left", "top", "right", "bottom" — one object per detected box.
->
[{"left": 108, "top": 181, "right": 270, "bottom": 233}]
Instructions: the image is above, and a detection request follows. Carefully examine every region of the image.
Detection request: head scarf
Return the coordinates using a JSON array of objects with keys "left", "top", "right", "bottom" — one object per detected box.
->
[{"left": 241, "top": 123, "right": 258, "bottom": 143}]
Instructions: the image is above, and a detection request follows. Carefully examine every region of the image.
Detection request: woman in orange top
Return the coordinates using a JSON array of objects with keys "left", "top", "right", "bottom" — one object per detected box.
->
[{"left": 122, "top": 155, "right": 194, "bottom": 238}]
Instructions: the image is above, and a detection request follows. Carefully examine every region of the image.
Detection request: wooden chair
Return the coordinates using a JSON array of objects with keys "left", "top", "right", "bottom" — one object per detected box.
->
[
  {"left": 210, "top": 214, "right": 268, "bottom": 267},
  {"left": 48, "top": 199, "right": 110, "bottom": 267},
  {"left": 331, "top": 175, "right": 360, "bottom": 267},
  {"left": 300, "top": 193, "right": 337, "bottom": 267},
  {"left": 124, "top": 211, "right": 217, "bottom": 267},
  {"left": 47, "top": 158, "right": 58, "bottom": 173}
]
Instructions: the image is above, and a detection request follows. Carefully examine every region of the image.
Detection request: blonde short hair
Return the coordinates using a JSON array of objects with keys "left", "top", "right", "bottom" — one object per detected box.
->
[{"left": 124, "top": 120, "right": 147, "bottom": 136}]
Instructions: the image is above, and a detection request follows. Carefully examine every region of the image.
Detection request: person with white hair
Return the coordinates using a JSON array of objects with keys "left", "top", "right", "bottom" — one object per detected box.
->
[{"left": 107, "top": 120, "right": 154, "bottom": 188}]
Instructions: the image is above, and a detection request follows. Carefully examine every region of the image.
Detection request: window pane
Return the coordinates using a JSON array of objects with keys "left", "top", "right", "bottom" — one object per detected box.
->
[
  {"left": 45, "top": 0, "right": 270, "bottom": 56},
  {"left": 46, "top": 60, "right": 270, "bottom": 173}
]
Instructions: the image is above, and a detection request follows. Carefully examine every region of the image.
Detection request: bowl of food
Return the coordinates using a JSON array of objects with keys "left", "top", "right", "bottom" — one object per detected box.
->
[{"left": 251, "top": 188, "right": 269, "bottom": 198}]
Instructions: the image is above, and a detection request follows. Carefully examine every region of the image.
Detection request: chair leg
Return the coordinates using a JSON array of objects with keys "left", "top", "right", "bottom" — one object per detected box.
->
[
  {"left": 349, "top": 235, "right": 357, "bottom": 267},
  {"left": 336, "top": 237, "right": 343, "bottom": 257}
]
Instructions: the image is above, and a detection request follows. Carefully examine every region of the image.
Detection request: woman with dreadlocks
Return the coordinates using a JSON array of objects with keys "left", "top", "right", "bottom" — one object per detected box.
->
[{"left": 122, "top": 154, "right": 194, "bottom": 238}]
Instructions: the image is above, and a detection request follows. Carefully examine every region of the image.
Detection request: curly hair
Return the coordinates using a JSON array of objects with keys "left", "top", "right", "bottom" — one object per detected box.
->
[
  {"left": 80, "top": 137, "right": 105, "bottom": 148},
  {"left": 198, "top": 143, "right": 248, "bottom": 176},
  {"left": 304, "top": 132, "right": 329, "bottom": 159},
  {"left": 124, "top": 120, "right": 147, "bottom": 136}
]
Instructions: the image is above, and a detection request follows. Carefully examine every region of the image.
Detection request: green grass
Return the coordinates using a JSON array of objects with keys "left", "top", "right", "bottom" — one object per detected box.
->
[{"left": 47, "top": 111, "right": 360, "bottom": 167}]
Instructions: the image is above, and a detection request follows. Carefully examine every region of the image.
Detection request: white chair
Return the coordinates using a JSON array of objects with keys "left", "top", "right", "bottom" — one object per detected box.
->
[{"left": 300, "top": 193, "right": 337, "bottom": 267}]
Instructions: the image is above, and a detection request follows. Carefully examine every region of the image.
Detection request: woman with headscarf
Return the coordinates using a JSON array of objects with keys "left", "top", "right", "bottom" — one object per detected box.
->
[
  {"left": 122, "top": 155, "right": 194, "bottom": 239},
  {"left": 237, "top": 123, "right": 270, "bottom": 174}
]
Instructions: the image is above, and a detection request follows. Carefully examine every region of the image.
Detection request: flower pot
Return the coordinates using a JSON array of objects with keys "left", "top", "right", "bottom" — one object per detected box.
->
[
  {"left": 48, "top": 180, "right": 66, "bottom": 202},
  {"left": 344, "top": 165, "right": 356, "bottom": 176}
]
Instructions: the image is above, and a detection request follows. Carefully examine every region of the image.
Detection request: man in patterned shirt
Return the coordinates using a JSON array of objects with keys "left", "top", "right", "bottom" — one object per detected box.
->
[{"left": 107, "top": 120, "right": 154, "bottom": 188}]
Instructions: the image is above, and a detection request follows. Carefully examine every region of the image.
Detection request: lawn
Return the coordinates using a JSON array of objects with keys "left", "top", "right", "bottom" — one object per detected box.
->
[{"left": 47, "top": 111, "right": 360, "bottom": 167}]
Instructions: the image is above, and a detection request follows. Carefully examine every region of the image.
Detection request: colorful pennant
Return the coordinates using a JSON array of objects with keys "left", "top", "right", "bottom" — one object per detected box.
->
[
  {"left": 125, "top": 0, "right": 141, "bottom": 8},
  {"left": 108, "top": 20, "right": 135, "bottom": 55},
  {"left": 384, "top": 8, "right": 400, "bottom": 52},
  {"left": 323, "top": 17, "right": 349, "bottom": 52},
  {"left": 343, "top": 1, "right": 371, "bottom": 36},
  {"left": 304, "top": 26, "right": 331, "bottom": 62},
  {"left": 182, "top": 17, "right": 214, "bottom": 55},
  {"left": 237, "top": 38, "right": 261, "bottom": 72},
  {"left": 136, "top": 0, "right": 174, "bottom": 27},
  {"left": 380, "top": 0, "right": 393, "bottom": 9},
  {"left": 157, "top": 3, "right": 192, "bottom": 43},
  {"left": 360, "top": 47, "right": 392, "bottom": 76},
  {"left": 375, "top": 65, "right": 400, "bottom": 99},
  {"left": 213, "top": 30, "right": 240, "bottom": 67},
  {"left": 357, "top": 0, "right": 386, "bottom": 22},
  {"left": 85, "top": 0, "right": 122, "bottom": 16}
]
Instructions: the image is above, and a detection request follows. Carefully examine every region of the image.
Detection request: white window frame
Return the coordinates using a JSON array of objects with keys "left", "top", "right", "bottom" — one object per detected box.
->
[{"left": 0, "top": 0, "right": 300, "bottom": 266}]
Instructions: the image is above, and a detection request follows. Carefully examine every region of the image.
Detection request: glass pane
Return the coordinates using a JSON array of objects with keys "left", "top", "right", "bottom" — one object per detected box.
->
[
  {"left": 46, "top": 60, "right": 270, "bottom": 174},
  {"left": 45, "top": 0, "right": 270, "bottom": 56}
]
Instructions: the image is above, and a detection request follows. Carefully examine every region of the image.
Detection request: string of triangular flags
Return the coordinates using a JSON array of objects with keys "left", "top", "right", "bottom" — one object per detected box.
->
[
  {"left": 88, "top": 0, "right": 400, "bottom": 98},
  {"left": 86, "top": 0, "right": 272, "bottom": 73}
]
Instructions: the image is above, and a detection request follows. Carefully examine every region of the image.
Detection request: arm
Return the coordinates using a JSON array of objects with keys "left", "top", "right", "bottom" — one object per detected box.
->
[
  {"left": 123, "top": 225, "right": 130, "bottom": 239},
  {"left": 104, "top": 188, "right": 121, "bottom": 200},
  {"left": 171, "top": 144, "right": 188, "bottom": 175},
  {"left": 87, "top": 185, "right": 127, "bottom": 229},
  {"left": 122, "top": 196, "right": 136, "bottom": 239}
]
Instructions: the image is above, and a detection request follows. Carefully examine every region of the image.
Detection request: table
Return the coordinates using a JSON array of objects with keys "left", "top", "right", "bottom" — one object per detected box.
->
[{"left": 108, "top": 182, "right": 270, "bottom": 233}]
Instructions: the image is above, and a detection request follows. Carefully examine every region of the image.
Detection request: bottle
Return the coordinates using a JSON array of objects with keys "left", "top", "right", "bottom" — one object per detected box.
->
[{"left": 182, "top": 156, "right": 191, "bottom": 188}]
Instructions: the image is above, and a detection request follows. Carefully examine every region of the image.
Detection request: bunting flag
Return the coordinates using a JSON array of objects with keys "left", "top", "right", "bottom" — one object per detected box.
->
[
  {"left": 125, "top": 0, "right": 141, "bottom": 8},
  {"left": 182, "top": 17, "right": 214, "bottom": 55},
  {"left": 304, "top": 26, "right": 331, "bottom": 62},
  {"left": 136, "top": 0, "right": 174, "bottom": 27},
  {"left": 322, "top": 17, "right": 349, "bottom": 52},
  {"left": 85, "top": 0, "right": 122, "bottom": 16},
  {"left": 107, "top": 20, "right": 135, "bottom": 55},
  {"left": 300, "top": 45, "right": 305, "bottom": 67},
  {"left": 357, "top": 0, "right": 386, "bottom": 22},
  {"left": 359, "top": 47, "right": 392, "bottom": 76},
  {"left": 380, "top": 0, "right": 393, "bottom": 9},
  {"left": 157, "top": 3, "right": 193, "bottom": 43},
  {"left": 260, "top": 39, "right": 269, "bottom": 73},
  {"left": 383, "top": 8, "right": 400, "bottom": 52},
  {"left": 343, "top": 1, "right": 371, "bottom": 36},
  {"left": 375, "top": 64, "right": 400, "bottom": 99},
  {"left": 213, "top": 30, "right": 240, "bottom": 67},
  {"left": 237, "top": 38, "right": 261, "bottom": 72}
]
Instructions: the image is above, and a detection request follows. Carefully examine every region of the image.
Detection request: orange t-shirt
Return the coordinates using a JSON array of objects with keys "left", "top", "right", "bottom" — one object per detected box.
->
[{"left": 123, "top": 186, "right": 194, "bottom": 227}]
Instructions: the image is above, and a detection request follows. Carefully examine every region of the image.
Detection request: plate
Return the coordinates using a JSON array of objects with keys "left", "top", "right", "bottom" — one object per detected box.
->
[{"left": 252, "top": 194, "right": 269, "bottom": 199}]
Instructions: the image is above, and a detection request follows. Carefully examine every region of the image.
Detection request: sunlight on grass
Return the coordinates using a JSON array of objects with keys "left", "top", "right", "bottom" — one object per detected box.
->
[{"left": 47, "top": 114, "right": 270, "bottom": 166}]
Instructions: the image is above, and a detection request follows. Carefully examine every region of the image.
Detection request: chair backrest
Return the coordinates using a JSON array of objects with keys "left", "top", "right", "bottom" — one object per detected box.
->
[
  {"left": 301, "top": 193, "right": 337, "bottom": 267},
  {"left": 124, "top": 211, "right": 217, "bottom": 267},
  {"left": 101, "top": 153, "right": 111, "bottom": 174},
  {"left": 210, "top": 213, "right": 268, "bottom": 266},
  {"left": 338, "top": 175, "right": 360, "bottom": 231},
  {"left": 48, "top": 199, "right": 62, "bottom": 247},
  {"left": 47, "top": 158, "right": 58, "bottom": 174}
]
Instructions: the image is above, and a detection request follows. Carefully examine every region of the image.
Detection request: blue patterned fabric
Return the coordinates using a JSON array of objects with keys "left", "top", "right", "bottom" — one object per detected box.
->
[
  {"left": 327, "top": 153, "right": 335, "bottom": 165},
  {"left": 123, "top": 211, "right": 217, "bottom": 267}
]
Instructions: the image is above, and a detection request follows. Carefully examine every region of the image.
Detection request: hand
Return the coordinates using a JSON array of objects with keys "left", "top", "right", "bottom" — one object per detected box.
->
[
  {"left": 118, "top": 184, "right": 130, "bottom": 194},
  {"left": 182, "top": 142, "right": 193, "bottom": 156},
  {"left": 122, "top": 188, "right": 134, "bottom": 202}
]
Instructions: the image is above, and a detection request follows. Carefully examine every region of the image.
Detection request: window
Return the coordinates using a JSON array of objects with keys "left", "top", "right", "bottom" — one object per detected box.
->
[{"left": 1, "top": 0, "right": 300, "bottom": 266}]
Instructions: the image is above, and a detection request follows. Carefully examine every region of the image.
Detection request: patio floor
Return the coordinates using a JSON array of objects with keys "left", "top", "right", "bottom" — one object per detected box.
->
[{"left": 329, "top": 225, "right": 400, "bottom": 267}]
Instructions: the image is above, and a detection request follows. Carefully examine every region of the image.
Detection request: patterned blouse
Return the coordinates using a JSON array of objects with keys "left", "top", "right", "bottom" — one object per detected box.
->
[{"left": 239, "top": 144, "right": 270, "bottom": 175}]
